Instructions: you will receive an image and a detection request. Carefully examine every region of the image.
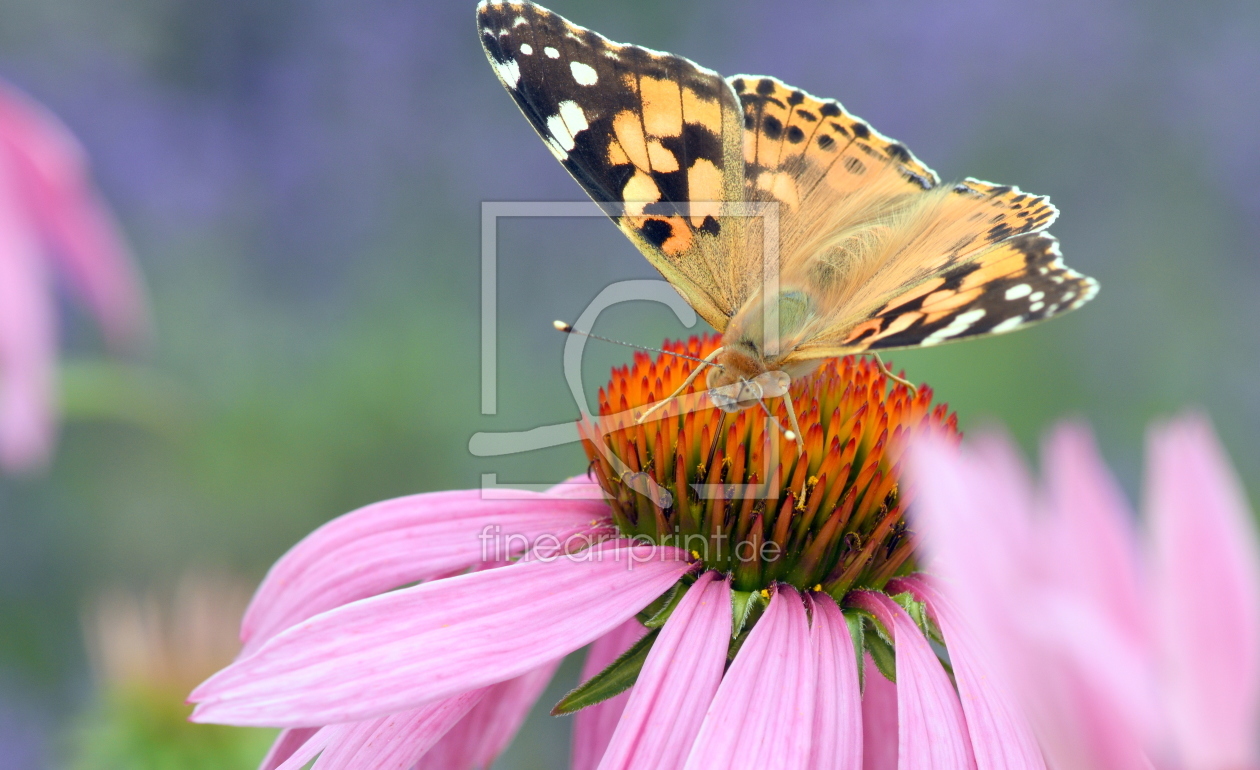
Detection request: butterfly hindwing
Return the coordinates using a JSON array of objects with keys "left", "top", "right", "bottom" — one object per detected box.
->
[
  {"left": 795, "top": 232, "right": 1098, "bottom": 354},
  {"left": 477, "top": 0, "right": 747, "bottom": 329}
]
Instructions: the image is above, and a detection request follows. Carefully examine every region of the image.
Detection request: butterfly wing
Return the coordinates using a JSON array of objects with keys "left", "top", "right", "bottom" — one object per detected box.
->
[
  {"left": 718, "top": 75, "right": 1095, "bottom": 361},
  {"left": 477, "top": 1, "right": 750, "bottom": 331}
]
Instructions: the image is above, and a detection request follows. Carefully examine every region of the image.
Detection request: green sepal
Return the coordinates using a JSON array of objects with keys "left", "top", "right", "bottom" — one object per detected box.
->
[
  {"left": 863, "top": 614, "right": 897, "bottom": 684},
  {"left": 552, "top": 627, "right": 660, "bottom": 715},
  {"left": 641, "top": 582, "right": 688, "bottom": 629},
  {"left": 891, "top": 590, "right": 946, "bottom": 647},
  {"left": 727, "top": 590, "right": 769, "bottom": 661},
  {"left": 845, "top": 610, "right": 867, "bottom": 691},
  {"left": 729, "top": 589, "right": 761, "bottom": 638}
]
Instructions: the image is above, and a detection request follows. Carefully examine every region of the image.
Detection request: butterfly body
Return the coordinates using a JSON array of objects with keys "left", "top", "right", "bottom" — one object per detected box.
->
[{"left": 478, "top": 1, "right": 1097, "bottom": 423}]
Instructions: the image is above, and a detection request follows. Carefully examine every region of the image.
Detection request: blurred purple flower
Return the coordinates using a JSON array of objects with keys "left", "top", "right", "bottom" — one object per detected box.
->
[
  {"left": 911, "top": 414, "right": 1260, "bottom": 769},
  {"left": 0, "top": 79, "right": 149, "bottom": 473}
]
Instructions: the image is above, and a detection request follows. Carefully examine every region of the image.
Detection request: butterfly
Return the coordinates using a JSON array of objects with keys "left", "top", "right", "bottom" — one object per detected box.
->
[{"left": 477, "top": 0, "right": 1097, "bottom": 440}]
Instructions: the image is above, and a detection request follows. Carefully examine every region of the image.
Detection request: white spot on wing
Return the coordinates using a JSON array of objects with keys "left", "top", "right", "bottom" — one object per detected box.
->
[
  {"left": 513, "top": 15, "right": 527, "bottom": 26},
  {"left": 546, "top": 100, "right": 589, "bottom": 152},
  {"left": 570, "top": 61, "right": 598, "bottom": 85},
  {"left": 1029, "top": 301, "right": 1045, "bottom": 312},
  {"left": 990, "top": 316, "right": 1025, "bottom": 334},
  {"left": 493, "top": 58, "right": 521, "bottom": 89},
  {"left": 1029, "top": 291, "right": 1045, "bottom": 302},
  {"left": 921, "top": 309, "right": 986, "bottom": 347},
  {"left": 544, "top": 46, "right": 560, "bottom": 58},
  {"left": 1004, "top": 283, "right": 1032, "bottom": 301},
  {"left": 519, "top": 43, "right": 532, "bottom": 55},
  {"left": 544, "top": 137, "right": 568, "bottom": 161}
]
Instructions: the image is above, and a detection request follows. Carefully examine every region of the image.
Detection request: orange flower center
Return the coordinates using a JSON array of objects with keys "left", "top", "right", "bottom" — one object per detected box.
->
[{"left": 580, "top": 334, "right": 959, "bottom": 597}]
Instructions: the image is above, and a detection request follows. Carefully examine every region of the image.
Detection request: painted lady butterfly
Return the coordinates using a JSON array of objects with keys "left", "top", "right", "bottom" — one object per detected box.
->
[{"left": 478, "top": 1, "right": 1097, "bottom": 435}]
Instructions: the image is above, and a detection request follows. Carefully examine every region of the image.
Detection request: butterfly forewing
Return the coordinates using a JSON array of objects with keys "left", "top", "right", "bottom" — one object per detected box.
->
[{"left": 477, "top": 0, "right": 750, "bottom": 329}]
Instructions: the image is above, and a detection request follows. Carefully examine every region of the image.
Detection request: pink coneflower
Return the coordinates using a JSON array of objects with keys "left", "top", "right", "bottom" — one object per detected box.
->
[
  {"left": 191, "top": 336, "right": 1048, "bottom": 769},
  {"left": 909, "top": 414, "right": 1260, "bottom": 770},
  {"left": 0, "top": 79, "right": 149, "bottom": 473}
]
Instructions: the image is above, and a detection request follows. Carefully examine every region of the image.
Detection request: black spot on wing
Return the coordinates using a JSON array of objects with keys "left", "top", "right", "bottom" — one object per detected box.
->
[
  {"left": 477, "top": 0, "right": 735, "bottom": 237},
  {"left": 762, "top": 114, "right": 783, "bottom": 140},
  {"left": 639, "top": 218, "right": 674, "bottom": 248}
]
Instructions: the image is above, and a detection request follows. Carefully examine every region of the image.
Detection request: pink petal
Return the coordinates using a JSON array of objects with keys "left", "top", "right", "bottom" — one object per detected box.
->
[
  {"left": 809, "top": 594, "right": 863, "bottom": 770},
  {"left": 0, "top": 80, "right": 149, "bottom": 350},
  {"left": 683, "top": 586, "right": 815, "bottom": 770},
  {"left": 192, "top": 541, "right": 691, "bottom": 726},
  {"left": 910, "top": 431, "right": 1155, "bottom": 770},
  {"left": 849, "top": 590, "right": 977, "bottom": 770},
  {"left": 892, "top": 576, "right": 1045, "bottom": 770},
  {"left": 308, "top": 690, "right": 481, "bottom": 770},
  {"left": 1042, "top": 423, "right": 1147, "bottom": 649},
  {"left": 571, "top": 618, "right": 649, "bottom": 770},
  {"left": 546, "top": 472, "right": 609, "bottom": 500},
  {"left": 862, "top": 654, "right": 898, "bottom": 770},
  {"left": 240, "top": 488, "right": 613, "bottom": 651},
  {"left": 259, "top": 728, "right": 319, "bottom": 770},
  {"left": 415, "top": 658, "right": 562, "bottom": 770},
  {"left": 598, "top": 571, "right": 730, "bottom": 770},
  {"left": 0, "top": 158, "right": 56, "bottom": 473},
  {"left": 1147, "top": 414, "right": 1260, "bottom": 769}
]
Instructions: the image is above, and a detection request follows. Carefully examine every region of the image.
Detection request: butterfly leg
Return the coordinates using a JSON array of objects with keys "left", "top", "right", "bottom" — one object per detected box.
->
[
  {"left": 636, "top": 347, "right": 724, "bottom": 424},
  {"left": 781, "top": 391, "right": 805, "bottom": 453},
  {"left": 872, "top": 353, "right": 917, "bottom": 396}
]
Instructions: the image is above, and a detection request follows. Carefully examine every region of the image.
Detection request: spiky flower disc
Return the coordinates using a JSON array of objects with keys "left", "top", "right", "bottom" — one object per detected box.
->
[{"left": 580, "top": 335, "right": 959, "bottom": 599}]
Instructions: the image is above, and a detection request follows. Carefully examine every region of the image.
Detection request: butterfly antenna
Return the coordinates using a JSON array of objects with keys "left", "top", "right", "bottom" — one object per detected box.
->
[{"left": 553, "top": 321, "right": 720, "bottom": 368}]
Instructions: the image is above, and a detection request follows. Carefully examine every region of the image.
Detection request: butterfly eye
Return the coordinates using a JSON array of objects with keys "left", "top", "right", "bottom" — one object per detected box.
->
[
  {"left": 752, "top": 371, "right": 791, "bottom": 398},
  {"left": 708, "top": 380, "right": 762, "bottom": 413}
]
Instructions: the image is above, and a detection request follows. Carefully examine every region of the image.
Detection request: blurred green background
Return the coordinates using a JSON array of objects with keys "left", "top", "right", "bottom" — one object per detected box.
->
[{"left": 1, "top": 0, "right": 1258, "bottom": 767}]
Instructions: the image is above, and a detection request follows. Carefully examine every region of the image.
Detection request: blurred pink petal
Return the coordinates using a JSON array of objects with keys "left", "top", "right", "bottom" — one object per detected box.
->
[
  {"left": 571, "top": 618, "right": 649, "bottom": 770},
  {"left": 415, "top": 658, "right": 562, "bottom": 770},
  {"left": 1148, "top": 415, "right": 1260, "bottom": 769},
  {"left": 683, "top": 586, "right": 814, "bottom": 770},
  {"left": 808, "top": 595, "right": 862, "bottom": 770},
  {"left": 259, "top": 727, "right": 319, "bottom": 770},
  {"left": 0, "top": 163, "right": 55, "bottom": 472},
  {"left": 911, "top": 431, "right": 1156, "bottom": 770},
  {"left": 849, "top": 590, "right": 976, "bottom": 770},
  {"left": 0, "top": 80, "right": 149, "bottom": 349},
  {"left": 241, "top": 488, "right": 612, "bottom": 651},
  {"left": 892, "top": 576, "right": 1044, "bottom": 770},
  {"left": 861, "top": 655, "right": 897, "bottom": 770},
  {"left": 1042, "top": 423, "right": 1146, "bottom": 648},
  {"left": 597, "top": 571, "right": 730, "bottom": 770},
  {"left": 0, "top": 80, "right": 149, "bottom": 473},
  {"left": 191, "top": 541, "right": 690, "bottom": 726},
  {"left": 912, "top": 415, "right": 1260, "bottom": 769}
]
